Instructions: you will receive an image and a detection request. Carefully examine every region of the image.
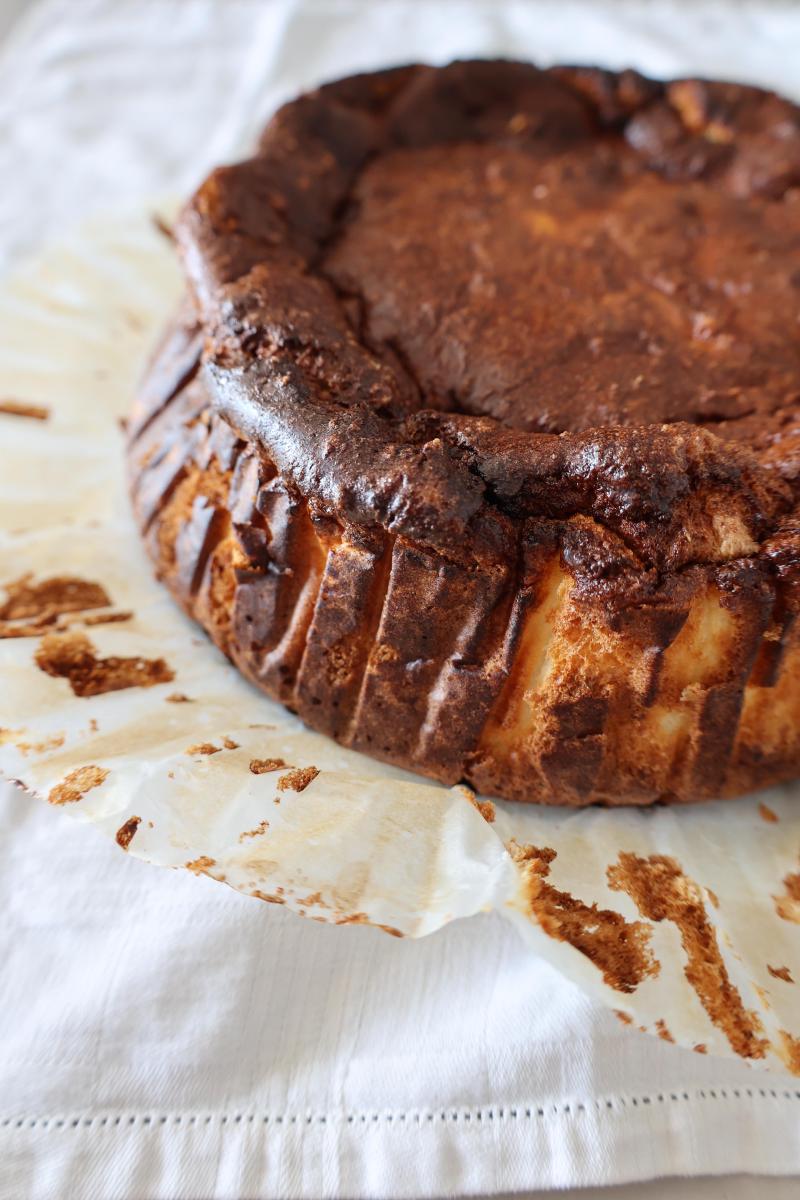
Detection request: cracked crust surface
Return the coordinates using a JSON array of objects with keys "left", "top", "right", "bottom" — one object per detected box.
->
[{"left": 129, "top": 61, "right": 800, "bottom": 805}]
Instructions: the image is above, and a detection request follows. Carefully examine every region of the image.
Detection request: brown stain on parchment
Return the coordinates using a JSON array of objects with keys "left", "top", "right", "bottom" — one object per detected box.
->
[
  {"left": 0, "top": 574, "right": 109, "bottom": 620},
  {"left": 249, "top": 757, "right": 288, "bottom": 775},
  {"left": 186, "top": 856, "right": 216, "bottom": 875},
  {"left": 509, "top": 842, "right": 658, "bottom": 994},
  {"left": 116, "top": 816, "right": 141, "bottom": 850},
  {"left": 334, "top": 912, "right": 404, "bottom": 937},
  {"left": 768, "top": 965, "right": 794, "bottom": 983},
  {"left": 239, "top": 819, "right": 270, "bottom": 841},
  {"left": 48, "top": 765, "right": 109, "bottom": 805},
  {"left": 277, "top": 766, "right": 319, "bottom": 793},
  {"left": 16, "top": 733, "right": 65, "bottom": 755},
  {"left": 35, "top": 631, "right": 174, "bottom": 697},
  {"left": 251, "top": 889, "right": 286, "bottom": 905},
  {"left": 0, "top": 574, "right": 117, "bottom": 640},
  {"left": 80, "top": 611, "right": 133, "bottom": 627},
  {"left": 608, "top": 853, "right": 768, "bottom": 1060},
  {"left": 774, "top": 870, "right": 800, "bottom": 924},
  {"left": 0, "top": 399, "right": 49, "bottom": 420},
  {"left": 778, "top": 1032, "right": 800, "bottom": 1074},
  {"left": 151, "top": 213, "right": 174, "bottom": 241}
]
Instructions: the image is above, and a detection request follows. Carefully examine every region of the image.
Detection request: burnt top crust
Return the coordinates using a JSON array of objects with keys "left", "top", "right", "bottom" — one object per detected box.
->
[{"left": 173, "top": 61, "right": 800, "bottom": 585}]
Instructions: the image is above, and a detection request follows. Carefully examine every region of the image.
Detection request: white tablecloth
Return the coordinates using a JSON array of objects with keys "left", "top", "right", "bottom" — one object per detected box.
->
[{"left": 1, "top": 3, "right": 799, "bottom": 1198}]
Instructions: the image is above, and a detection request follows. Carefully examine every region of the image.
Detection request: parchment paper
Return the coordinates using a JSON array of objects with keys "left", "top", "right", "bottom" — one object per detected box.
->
[{"left": 0, "top": 207, "right": 798, "bottom": 1072}]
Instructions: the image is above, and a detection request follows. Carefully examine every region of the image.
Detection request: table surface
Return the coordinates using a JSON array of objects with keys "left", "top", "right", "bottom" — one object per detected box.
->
[{"left": 0, "top": 1, "right": 798, "bottom": 1197}]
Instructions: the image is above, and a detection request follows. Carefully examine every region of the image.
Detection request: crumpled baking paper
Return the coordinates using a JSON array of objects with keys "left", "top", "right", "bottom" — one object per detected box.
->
[{"left": 0, "top": 208, "right": 798, "bottom": 1073}]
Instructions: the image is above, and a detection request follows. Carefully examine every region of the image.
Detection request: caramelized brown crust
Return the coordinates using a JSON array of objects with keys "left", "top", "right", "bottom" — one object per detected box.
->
[{"left": 128, "top": 61, "right": 800, "bottom": 805}]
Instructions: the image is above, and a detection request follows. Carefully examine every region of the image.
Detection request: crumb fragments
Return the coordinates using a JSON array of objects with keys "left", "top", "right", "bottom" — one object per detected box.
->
[
  {"left": 461, "top": 786, "right": 495, "bottom": 822},
  {"left": 48, "top": 765, "right": 109, "bottom": 806},
  {"left": 116, "top": 816, "right": 141, "bottom": 850},
  {"left": 693, "top": 1043, "right": 707, "bottom": 1054},
  {"left": 768, "top": 965, "right": 794, "bottom": 983},
  {"left": 277, "top": 766, "right": 319, "bottom": 793},
  {"left": 608, "top": 853, "right": 768, "bottom": 1060},
  {"left": 185, "top": 742, "right": 220, "bottom": 756},
  {"left": 0, "top": 399, "right": 49, "bottom": 420},
  {"left": 614, "top": 1009, "right": 633, "bottom": 1026},
  {"left": 655, "top": 1019, "right": 674, "bottom": 1043},
  {"left": 509, "top": 841, "right": 658, "bottom": 994},
  {"left": 222, "top": 736, "right": 239, "bottom": 750},
  {"left": 166, "top": 692, "right": 192, "bottom": 703},
  {"left": 34, "top": 630, "right": 174, "bottom": 697},
  {"left": 249, "top": 757, "right": 288, "bottom": 775},
  {"left": 758, "top": 802, "right": 779, "bottom": 823}
]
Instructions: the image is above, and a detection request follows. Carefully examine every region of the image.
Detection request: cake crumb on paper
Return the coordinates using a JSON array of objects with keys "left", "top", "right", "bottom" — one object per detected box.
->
[
  {"left": 277, "top": 766, "right": 319, "bottom": 793},
  {"left": 768, "top": 965, "right": 794, "bottom": 983},
  {"left": 249, "top": 757, "right": 288, "bottom": 775},
  {"left": 116, "top": 816, "right": 141, "bottom": 850}
]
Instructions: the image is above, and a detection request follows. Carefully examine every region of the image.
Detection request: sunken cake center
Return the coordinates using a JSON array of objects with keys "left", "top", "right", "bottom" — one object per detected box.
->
[{"left": 323, "top": 139, "right": 800, "bottom": 441}]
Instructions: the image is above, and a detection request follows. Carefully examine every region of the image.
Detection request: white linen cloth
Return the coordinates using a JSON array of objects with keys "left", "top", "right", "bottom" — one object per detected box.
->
[{"left": 1, "top": 3, "right": 800, "bottom": 1198}]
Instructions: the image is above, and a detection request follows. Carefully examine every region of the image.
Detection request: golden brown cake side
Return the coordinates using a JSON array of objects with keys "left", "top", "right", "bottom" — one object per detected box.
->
[
  {"left": 128, "top": 312, "right": 800, "bottom": 806},
  {"left": 128, "top": 61, "right": 800, "bottom": 805}
]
